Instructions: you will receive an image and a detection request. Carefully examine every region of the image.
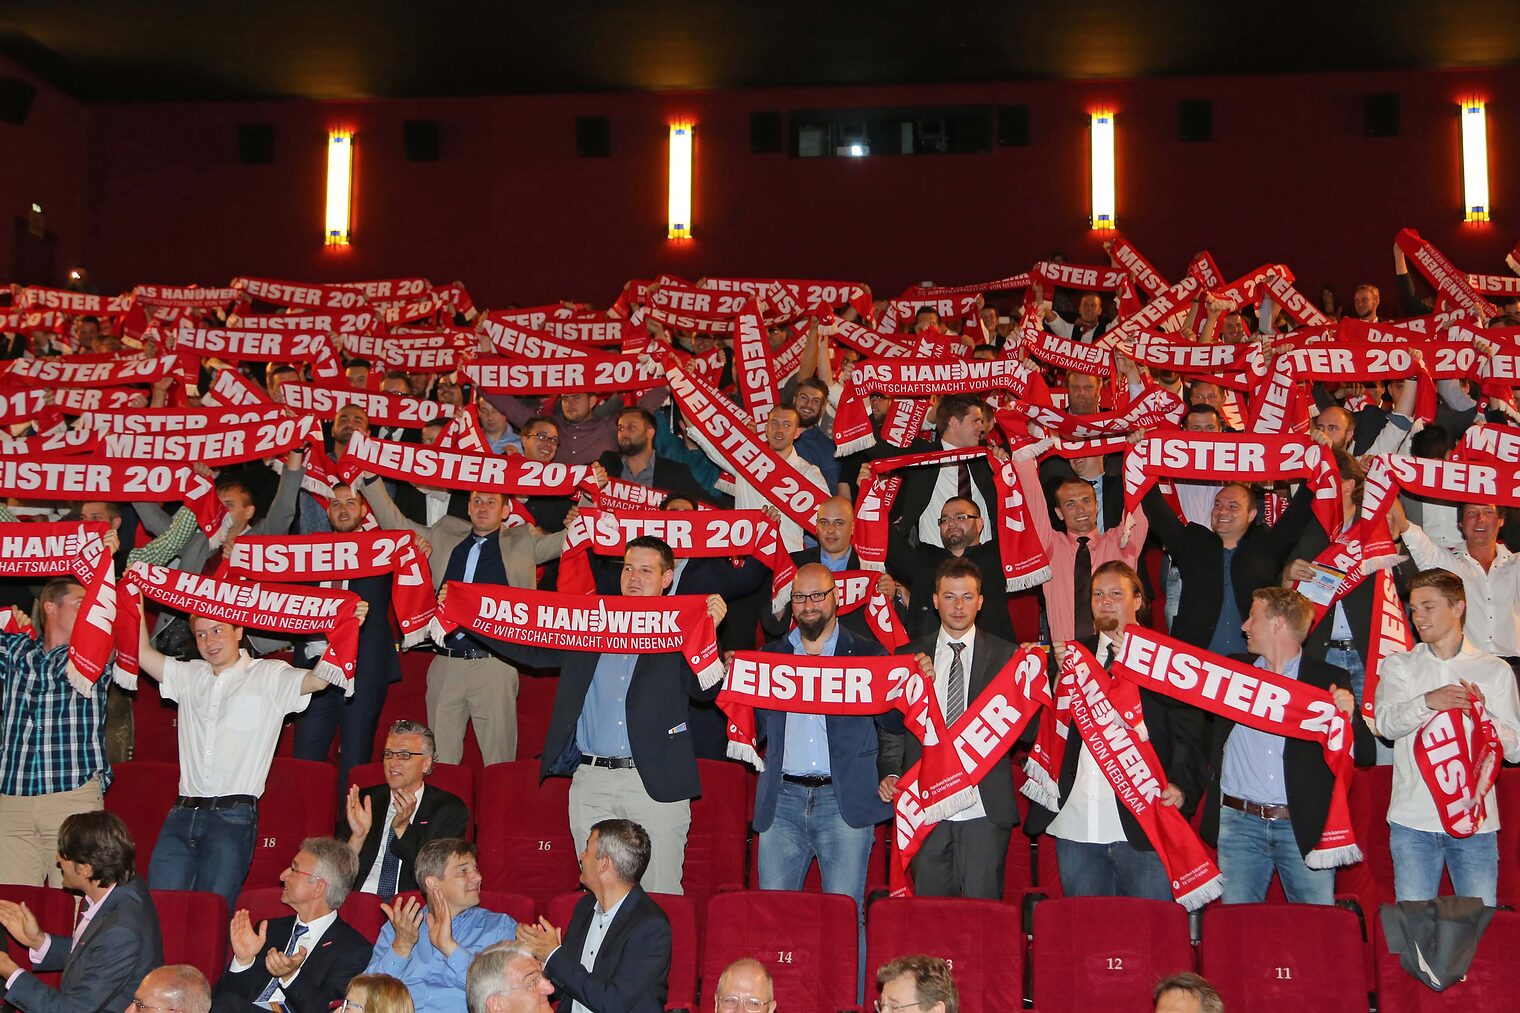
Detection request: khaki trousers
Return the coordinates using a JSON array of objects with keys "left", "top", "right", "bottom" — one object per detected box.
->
[
  {"left": 427, "top": 655, "right": 520, "bottom": 765},
  {"left": 0, "top": 776, "right": 105, "bottom": 887}
]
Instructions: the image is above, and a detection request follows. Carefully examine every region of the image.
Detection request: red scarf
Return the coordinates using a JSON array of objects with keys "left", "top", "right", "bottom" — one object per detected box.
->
[
  {"left": 73, "top": 405, "right": 285, "bottom": 435},
  {"left": 133, "top": 285, "right": 239, "bottom": 310},
  {"left": 824, "top": 570, "right": 910, "bottom": 651},
  {"left": 833, "top": 356, "right": 1049, "bottom": 454},
  {"left": 1104, "top": 276, "right": 1202, "bottom": 347},
  {"left": 661, "top": 357, "right": 823, "bottom": 537},
  {"left": 596, "top": 477, "right": 670, "bottom": 510},
  {"left": 116, "top": 562, "right": 362, "bottom": 693},
  {"left": 1029, "top": 331, "right": 1114, "bottom": 375},
  {"left": 733, "top": 299, "right": 781, "bottom": 423},
  {"left": 342, "top": 329, "right": 469, "bottom": 360},
  {"left": 1205, "top": 263, "right": 1287, "bottom": 314},
  {"left": 0, "top": 353, "right": 179, "bottom": 388},
  {"left": 1360, "top": 454, "right": 1520, "bottom": 555},
  {"left": 1124, "top": 432, "right": 1343, "bottom": 536},
  {"left": 333, "top": 277, "right": 431, "bottom": 303},
  {"left": 0, "top": 388, "right": 48, "bottom": 425},
  {"left": 1112, "top": 626, "right": 1361, "bottom": 867},
  {"left": 1028, "top": 643, "right": 1224, "bottom": 909},
  {"left": 223, "top": 532, "right": 436, "bottom": 648},
  {"left": 880, "top": 295, "right": 981, "bottom": 332},
  {"left": 1260, "top": 272, "right": 1333, "bottom": 326},
  {"left": 175, "top": 325, "right": 342, "bottom": 381},
  {"left": 202, "top": 368, "right": 273, "bottom": 406},
  {"left": 540, "top": 315, "right": 636, "bottom": 345},
  {"left": 1457, "top": 423, "right": 1520, "bottom": 462},
  {"left": 1253, "top": 342, "right": 1438, "bottom": 432},
  {"left": 557, "top": 508, "right": 797, "bottom": 615},
  {"left": 1414, "top": 699, "right": 1502, "bottom": 838},
  {"left": 232, "top": 309, "right": 381, "bottom": 336},
  {"left": 1107, "top": 237, "right": 1169, "bottom": 298},
  {"left": 19, "top": 287, "right": 132, "bottom": 316},
  {"left": 462, "top": 353, "right": 659, "bottom": 395},
  {"left": 853, "top": 446, "right": 1051, "bottom": 591},
  {"left": 101, "top": 416, "right": 318, "bottom": 467},
  {"left": 648, "top": 283, "right": 743, "bottom": 332},
  {"left": 0, "top": 429, "right": 99, "bottom": 456},
  {"left": 0, "top": 522, "right": 119, "bottom": 694},
  {"left": 1396, "top": 229, "right": 1500, "bottom": 320},
  {"left": 1034, "top": 262, "right": 1129, "bottom": 291},
  {"left": 828, "top": 318, "right": 918, "bottom": 360},
  {"left": 231, "top": 277, "right": 373, "bottom": 312},
  {"left": 432, "top": 582, "right": 722, "bottom": 688},
  {"left": 478, "top": 316, "right": 587, "bottom": 359},
  {"left": 702, "top": 278, "right": 874, "bottom": 319},
  {"left": 1123, "top": 333, "right": 1266, "bottom": 392},
  {"left": 0, "top": 455, "right": 224, "bottom": 536},
  {"left": 282, "top": 383, "right": 455, "bottom": 428},
  {"left": 1187, "top": 251, "right": 1224, "bottom": 289},
  {"left": 1000, "top": 383, "right": 1184, "bottom": 440},
  {"left": 877, "top": 333, "right": 957, "bottom": 449},
  {"left": 339, "top": 432, "right": 594, "bottom": 496}
]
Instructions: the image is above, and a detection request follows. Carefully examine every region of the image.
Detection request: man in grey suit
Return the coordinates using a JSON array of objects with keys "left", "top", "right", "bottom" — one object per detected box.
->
[
  {"left": 878, "top": 556, "right": 1023, "bottom": 899},
  {"left": 0, "top": 810, "right": 163, "bottom": 1013},
  {"left": 357, "top": 472, "right": 566, "bottom": 765}
]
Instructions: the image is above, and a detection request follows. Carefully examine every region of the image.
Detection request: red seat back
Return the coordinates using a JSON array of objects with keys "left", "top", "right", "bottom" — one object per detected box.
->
[
  {"left": 233, "top": 885, "right": 288, "bottom": 927},
  {"left": 1199, "top": 903, "right": 1366, "bottom": 1013},
  {"left": 866, "top": 897, "right": 1022, "bottom": 1013},
  {"left": 345, "top": 760, "right": 476, "bottom": 839},
  {"left": 130, "top": 677, "right": 180, "bottom": 762},
  {"left": 0, "top": 885, "right": 78, "bottom": 989},
  {"left": 1342, "top": 765, "right": 1395, "bottom": 916},
  {"left": 151, "top": 890, "right": 230, "bottom": 984},
  {"left": 703, "top": 891, "right": 858, "bottom": 1013},
  {"left": 475, "top": 762, "right": 578, "bottom": 910},
  {"left": 1030, "top": 896, "right": 1193, "bottom": 1013},
  {"left": 371, "top": 654, "right": 432, "bottom": 763},
  {"left": 1377, "top": 908, "right": 1520, "bottom": 1011},
  {"left": 104, "top": 760, "right": 181, "bottom": 876},
  {"left": 1495, "top": 776, "right": 1520, "bottom": 906},
  {"left": 516, "top": 675, "right": 559, "bottom": 762},
  {"left": 547, "top": 891, "right": 698, "bottom": 1012},
  {"left": 686, "top": 760, "right": 751, "bottom": 912},
  {"left": 339, "top": 891, "right": 386, "bottom": 942},
  {"left": 245, "top": 759, "right": 339, "bottom": 890},
  {"left": 478, "top": 889, "right": 537, "bottom": 927}
]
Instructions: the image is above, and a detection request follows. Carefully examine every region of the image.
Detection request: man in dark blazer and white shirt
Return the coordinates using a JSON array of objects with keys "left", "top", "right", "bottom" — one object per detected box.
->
[
  {"left": 516, "top": 819, "right": 670, "bottom": 1013},
  {"left": 887, "top": 395, "right": 1000, "bottom": 551},
  {"left": 213, "top": 838, "right": 371, "bottom": 1012},
  {"left": 346, "top": 721, "right": 470, "bottom": 899},
  {"left": 879, "top": 557, "right": 1024, "bottom": 899},
  {"left": 0, "top": 811, "right": 163, "bottom": 1013},
  {"left": 469, "top": 536, "right": 727, "bottom": 896}
]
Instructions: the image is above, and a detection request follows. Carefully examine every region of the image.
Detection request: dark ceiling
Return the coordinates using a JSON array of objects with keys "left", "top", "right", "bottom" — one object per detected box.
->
[{"left": 4, "top": 1, "right": 1520, "bottom": 103}]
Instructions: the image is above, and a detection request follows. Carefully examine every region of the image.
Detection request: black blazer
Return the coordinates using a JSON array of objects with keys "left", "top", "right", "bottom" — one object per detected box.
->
[
  {"left": 1200, "top": 653, "right": 1362, "bottom": 858},
  {"left": 888, "top": 440, "right": 1001, "bottom": 548},
  {"left": 1, "top": 876, "right": 163, "bottom": 1013},
  {"left": 350, "top": 783, "right": 470, "bottom": 895},
  {"left": 1037, "top": 455, "right": 1127, "bottom": 532},
  {"left": 598, "top": 450, "right": 708, "bottom": 505},
  {"left": 211, "top": 913, "right": 371, "bottom": 1013},
  {"left": 477, "top": 637, "right": 718, "bottom": 803},
  {"left": 893, "top": 540, "right": 1017, "bottom": 645},
  {"left": 879, "top": 630, "right": 1024, "bottom": 826},
  {"left": 1022, "top": 636, "right": 1208, "bottom": 848},
  {"left": 543, "top": 886, "right": 671, "bottom": 1013},
  {"left": 1141, "top": 484, "right": 1316, "bottom": 648}
]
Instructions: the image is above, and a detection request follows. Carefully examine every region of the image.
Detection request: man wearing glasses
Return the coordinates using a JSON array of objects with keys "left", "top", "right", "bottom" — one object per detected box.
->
[
  {"left": 212, "top": 837, "right": 370, "bottom": 1011},
  {"left": 466, "top": 941, "right": 554, "bottom": 1012},
  {"left": 131, "top": 965, "right": 212, "bottom": 1013},
  {"left": 895, "top": 497, "right": 1018, "bottom": 644},
  {"left": 711, "top": 958, "right": 775, "bottom": 1012},
  {"left": 346, "top": 721, "right": 470, "bottom": 899},
  {"left": 874, "top": 955, "right": 958, "bottom": 1013}
]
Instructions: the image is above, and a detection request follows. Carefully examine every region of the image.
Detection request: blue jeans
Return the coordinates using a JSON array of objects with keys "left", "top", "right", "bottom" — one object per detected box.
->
[
  {"left": 1053, "top": 836, "right": 1173, "bottom": 901},
  {"left": 1216, "top": 806, "right": 1334, "bottom": 904},
  {"left": 294, "top": 665, "right": 389, "bottom": 805},
  {"left": 1389, "top": 823, "right": 1498, "bottom": 906},
  {"left": 1324, "top": 646, "right": 1393, "bottom": 765},
  {"left": 148, "top": 801, "right": 259, "bottom": 912}
]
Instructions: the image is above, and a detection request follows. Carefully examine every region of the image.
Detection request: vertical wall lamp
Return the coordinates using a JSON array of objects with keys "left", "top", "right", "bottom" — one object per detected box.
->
[
  {"left": 326, "top": 129, "right": 353, "bottom": 245},
  {"left": 1090, "top": 111, "right": 1116, "bottom": 231},
  {"left": 1461, "top": 99, "right": 1490, "bottom": 223},
  {"left": 668, "top": 122, "right": 693, "bottom": 239}
]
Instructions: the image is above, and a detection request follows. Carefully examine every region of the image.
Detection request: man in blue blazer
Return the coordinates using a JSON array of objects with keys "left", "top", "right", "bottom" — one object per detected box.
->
[
  {"left": 753, "top": 563, "right": 896, "bottom": 937},
  {"left": 0, "top": 811, "right": 164, "bottom": 1013}
]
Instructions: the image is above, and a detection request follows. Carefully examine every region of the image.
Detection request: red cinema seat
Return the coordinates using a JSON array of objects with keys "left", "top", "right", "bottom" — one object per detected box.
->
[
  {"left": 1377, "top": 907, "right": 1520, "bottom": 1011},
  {"left": 245, "top": 759, "right": 338, "bottom": 890},
  {"left": 371, "top": 653, "right": 432, "bottom": 763},
  {"left": 346, "top": 760, "right": 476, "bottom": 839},
  {"left": 866, "top": 897, "right": 1021, "bottom": 1013},
  {"left": 232, "top": 885, "right": 287, "bottom": 927},
  {"left": 515, "top": 674, "right": 559, "bottom": 762},
  {"left": 104, "top": 760, "right": 181, "bottom": 876},
  {"left": 1495, "top": 775, "right": 1520, "bottom": 906},
  {"left": 1341, "top": 765, "right": 1395, "bottom": 917},
  {"left": 1199, "top": 903, "right": 1367, "bottom": 1013},
  {"left": 0, "top": 885, "right": 78, "bottom": 989},
  {"left": 338, "top": 891, "right": 386, "bottom": 942},
  {"left": 703, "top": 891, "right": 858, "bottom": 1013},
  {"left": 475, "top": 762, "right": 578, "bottom": 910},
  {"left": 686, "top": 760, "right": 750, "bottom": 912},
  {"left": 130, "top": 677, "right": 180, "bottom": 762},
  {"left": 1030, "top": 897, "right": 1193, "bottom": 1013},
  {"left": 151, "top": 890, "right": 229, "bottom": 984},
  {"left": 478, "top": 890, "right": 537, "bottom": 927},
  {"left": 547, "top": 891, "right": 699, "bottom": 1013}
]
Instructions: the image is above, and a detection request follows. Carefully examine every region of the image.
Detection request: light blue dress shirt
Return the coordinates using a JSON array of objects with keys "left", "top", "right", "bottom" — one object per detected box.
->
[
  {"left": 1220, "top": 653, "right": 1300, "bottom": 806},
  {"left": 781, "top": 623, "right": 841, "bottom": 776},
  {"left": 367, "top": 904, "right": 519, "bottom": 1013},
  {"left": 576, "top": 654, "right": 638, "bottom": 757}
]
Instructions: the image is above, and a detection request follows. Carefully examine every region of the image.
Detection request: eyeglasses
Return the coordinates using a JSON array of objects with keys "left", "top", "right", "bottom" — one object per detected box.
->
[
  {"left": 286, "top": 866, "right": 325, "bottom": 884},
  {"left": 718, "top": 997, "right": 774, "bottom": 1011},
  {"left": 381, "top": 750, "right": 428, "bottom": 762},
  {"left": 874, "top": 1002, "right": 921, "bottom": 1013},
  {"left": 337, "top": 1000, "right": 365, "bottom": 1012},
  {"left": 789, "top": 590, "right": 835, "bottom": 605},
  {"left": 128, "top": 1001, "right": 181, "bottom": 1012},
  {"left": 938, "top": 513, "right": 981, "bottom": 524},
  {"left": 527, "top": 433, "right": 559, "bottom": 443}
]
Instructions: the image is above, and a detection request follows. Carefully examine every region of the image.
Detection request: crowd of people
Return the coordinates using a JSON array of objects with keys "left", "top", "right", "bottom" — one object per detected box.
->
[{"left": 1, "top": 232, "right": 1520, "bottom": 1010}]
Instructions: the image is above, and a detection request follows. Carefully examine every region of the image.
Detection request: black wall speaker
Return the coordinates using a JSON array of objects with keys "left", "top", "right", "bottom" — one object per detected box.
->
[
  {"left": 237, "top": 123, "right": 275, "bottom": 164},
  {"left": 997, "top": 104, "right": 1029, "bottom": 146},
  {"left": 1365, "top": 94, "right": 1400, "bottom": 137},
  {"left": 404, "top": 119, "right": 440, "bottom": 161},
  {"left": 0, "top": 79, "right": 35, "bottom": 126},
  {"left": 1179, "top": 99, "right": 1212, "bottom": 142},
  {"left": 575, "top": 116, "right": 611, "bottom": 157},
  {"left": 750, "top": 111, "right": 783, "bottom": 153}
]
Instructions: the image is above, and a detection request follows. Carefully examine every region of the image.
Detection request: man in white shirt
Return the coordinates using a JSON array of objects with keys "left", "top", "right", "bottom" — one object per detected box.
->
[
  {"left": 135, "top": 603, "right": 368, "bottom": 912},
  {"left": 215, "top": 837, "right": 371, "bottom": 1011},
  {"left": 732, "top": 406, "right": 828, "bottom": 553},
  {"left": 1393, "top": 499, "right": 1520, "bottom": 663},
  {"left": 1024, "top": 561, "right": 1203, "bottom": 900},
  {"left": 1375, "top": 568, "right": 1520, "bottom": 905}
]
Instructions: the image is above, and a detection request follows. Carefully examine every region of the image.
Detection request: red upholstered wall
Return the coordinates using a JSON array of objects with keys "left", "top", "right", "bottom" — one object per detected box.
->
[
  {"left": 77, "top": 67, "right": 1520, "bottom": 307},
  {"left": 0, "top": 56, "right": 90, "bottom": 284}
]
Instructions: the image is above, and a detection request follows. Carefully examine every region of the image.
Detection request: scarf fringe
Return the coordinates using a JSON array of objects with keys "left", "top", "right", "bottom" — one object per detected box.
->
[
  {"left": 1006, "top": 564, "right": 1052, "bottom": 593},
  {"left": 314, "top": 659, "right": 355, "bottom": 698},
  {"left": 727, "top": 740, "right": 764, "bottom": 771},
  {"left": 692, "top": 656, "right": 725, "bottom": 692},
  {"left": 426, "top": 616, "right": 451, "bottom": 646},
  {"left": 67, "top": 667, "right": 97, "bottom": 698},
  {"left": 1304, "top": 843, "right": 1363, "bottom": 869},
  {"left": 111, "top": 665, "right": 138, "bottom": 692},
  {"left": 1019, "top": 758, "right": 1061, "bottom": 811},
  {"left": 918, "top": 785, "right": 978, "bottom": 824},
  {"left": 400, "top": 626, "right": 432, "bottom": 650},
  {"left": 834, "top": 432, "right": 876, "bottom": 458},
  {"left": 1176, "top": 873, "right": 1225, "bottom": 911}
]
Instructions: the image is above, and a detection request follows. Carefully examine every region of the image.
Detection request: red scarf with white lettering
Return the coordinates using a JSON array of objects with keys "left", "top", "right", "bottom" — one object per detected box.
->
[
  {"left": 339, "top": 432, "right": 594, "bottom": 496},
  {"left": 647, "top": 283, "right": 743, "bottom": 332},
  {"left": 1396, "top": 229, "right": 1500, "bottom": 320},
  {"left": 596, "top": 478, "right": 669, "bottom": 511},
  {"left": 732, "top": 300, "right": 781, "bottom": 424},
  {"left": 1112, "top": 626, "right": 1361, "bottom": 867},
  {"left": 1000, "top": 383, "right": 1185, "bottom": 440},
  {"left": 853, "top": 446, "right": 1051, "bottom": 591},
  {"left": 72, "top": 405, "right": 286, "bottom": 436},
  {"left": 833, "top": 356, "right": 1050, "bottom": 454},
  {"left": 0, "top": 389, "right": 49, "bottom": 425},
  {"left": 0, "top": 522, "right": 119, "bottom": 694},
  {"left": 1123, "top": 334, "right": 1267, "bottom": 392},
  {"left": 18, "top": 287, "right": 133, "bottom": 316},
  {"left": 1360, "top": 454, "right": 1520, "bottom": 558},
  {"left": 701, "top": 278, "right": 874, "bottom": 318},
  {"left": 1457, "top": 423, "right": 1520, "bottom": 463},
  {"left": 831, "top": 570, "right": 910, "bottom": 651},
  {"left": 890, "top": 646, "right": 1049, "bottom": 894},
  {"left": 478, "top": 316, "right": 588, "bottom": 359},
  {"left": 0, "top": 354, "right": 179, "bottom": 388},
  {"left": 101, "top": 416, "right": 317, "bottom": 467},
  {"left": 828, "top": 318, "right": 918, "bottom": 360},
  {"left": 0, "top": 429, "right": 99, "bottom": 456},
  {"left": 1414, "top": 699, "right": 1502, "bottom": 838},
  {"left": 462, "top": 353, "right": 658, "bottom": 395},
  {"left": 432, "top": 582, "right": 722, "bottom": 689},
  {"left": 116, "top": 562, "right": 362, "bottom": 693},
  {"left": 1123, "top": 432, "right": 1343, "bottom": 537},
  {"left": 223, "top": 532, "right": 436, "bottom": 648},
  {"left": 231, "top": 277, "right": 374, "bottom": 312},
  {"left": 1260, "top": 272, "right": 1333, "bottom": 326},
  {"left": 1205, "top": 263, "right": 1288, "bottom": 314},
  {"left": 282, "top": 383, "right": 455, "bottom": 428},
  {"left": 0, "top": 455, "right": 224, "bottom": 536},
  {"left": 1107, "top": 237, "right": 1170, "bottom": 298},
  {"left": 557, "top": 509, "right": 797, "bottom": 615},
  {"left": 880, "top": 295, "right": 981, "bottom": 333},
  {"left": 1034, "top": 262, "right": 1129, "bottom": 291},
  {"left": 201, "top": 368, "right": 273, "bottom": 406},
  {"left": 1026, "top": 643, "right": 1224, "bottom": 909},
  {"left": 1029, "top": 331, "right": 1115, "bottom": 375},
  {"left": 661, "top": 358, "right": 822, "bottom": 537},
  {"left": 1104, "top": 276, "right": 1203, "bottom": 347},
  {"left": 176, "top": 326, "right": 342, "bottom": 382},
  {"left": 1251, "top": 343, "right": 1437, "bottom": 432}
]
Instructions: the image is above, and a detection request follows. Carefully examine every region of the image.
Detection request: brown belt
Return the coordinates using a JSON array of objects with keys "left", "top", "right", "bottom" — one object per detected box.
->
[{"left": 1223, "top": 794, "right": 1291, "bottom": 820}]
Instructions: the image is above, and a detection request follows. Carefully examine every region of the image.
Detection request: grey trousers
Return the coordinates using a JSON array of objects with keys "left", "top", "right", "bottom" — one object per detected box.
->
[
  {"left": 910, "top": 817, "right": 1012, "bottom": 899},
  {"left": 427, "top": 654, "right": 519, "bottom": 765},
  {"left": 569, "top": 764, "right": 691, "bottom": 895}
]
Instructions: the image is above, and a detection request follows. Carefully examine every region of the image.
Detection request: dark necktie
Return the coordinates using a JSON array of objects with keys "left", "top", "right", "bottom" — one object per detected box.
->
[
  {"left": 946, "top": 642, "right": 967, "bottom": 724},
  {"left": 255, "top": 923, "right": 308, "bottom": 1002},
  {"left": 1073, "top": 536, "right": 1094, "bottom": 640},
  {"left": 956, "top": 462, "right": 974, "bottom": 502},
  {"left": 377, "top": 821, "right": 401, "bottom": 900}
]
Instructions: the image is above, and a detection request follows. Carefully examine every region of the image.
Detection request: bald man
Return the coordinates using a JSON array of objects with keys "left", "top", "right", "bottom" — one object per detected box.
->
[
  {"left": 134, "top": 965, "right": 212, "bottom": 1013},
  {"left": 713, "top": 958, "right": 775, "bottom": 1012},
  {"left": 764, "top": 497, "right": 907, "bottom": 644}
]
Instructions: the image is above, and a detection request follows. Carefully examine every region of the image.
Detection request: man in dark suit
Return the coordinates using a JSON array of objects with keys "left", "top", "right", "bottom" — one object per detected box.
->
[
  {"left": 1023, "top": 561, "right": 1206, "bottom": 900},
  {"left": 213, "top": 838, "right": 371, "bottom": 1012},
  {"left": 292, "top": 483, "right": 410, "bottom": 791},
  {"left": 472, "top": 536, "right": 726, "bottom": 896},
  {"left": 515, "top": 819, "right": 671, "bottom": 1013},
  {"left": 0, "top": 811, "right": 163, "bottom": 1013},
  {"left": 892, "top": 496, "right": 1018, "bottom": 644},
  {"left": 1205, "top": 587, "right": 1364, "bottom": 905},
  {"left": 373, "top": 371, "right": 428, "bottom": 444},
  {"left": 753, "top": 563, "right": 894, "bottom": 948},
  {"left": 879, "top": 557, "right": 1023, "bottom": 898},
  {"left": 598, "top": 407, "right": 707, "bottom": 506},
  {"left": 346, "top": 720, "right": 470, "bottom": 898},
  {"left": 887, "top": 394, "right": 1001, "bottom": 550}
]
